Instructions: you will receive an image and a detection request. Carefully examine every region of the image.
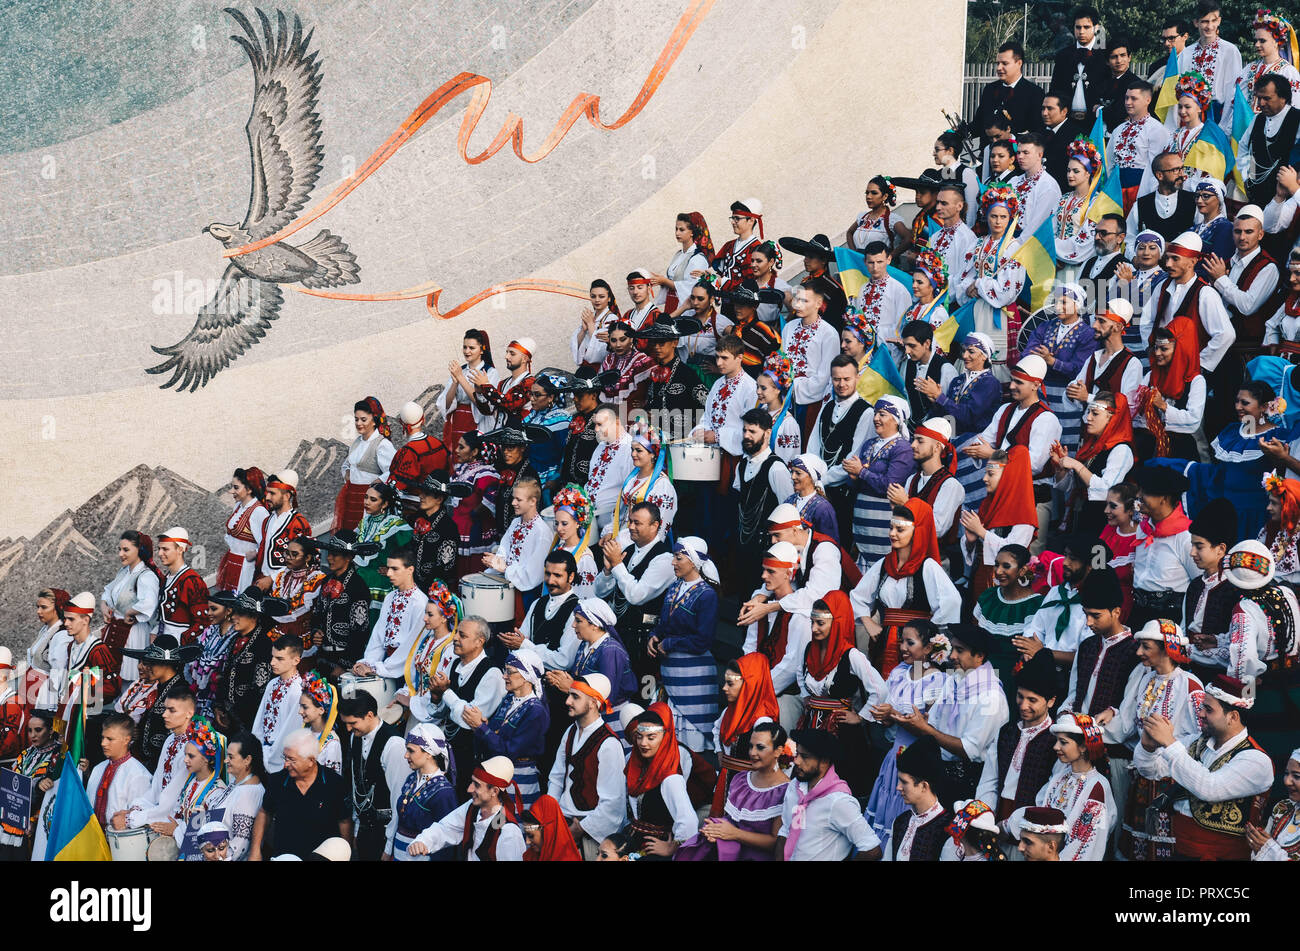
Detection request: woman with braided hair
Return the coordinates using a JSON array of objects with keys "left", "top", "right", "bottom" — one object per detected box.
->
[
  {"left": 846, "top": 176, "right": 902, "bottom": 253},
  {"left": 1053, "top": 139, "right": 1103, "bottom": 278},
  {"left": 334, "top": 397, "right": 396, "bottom": 533},
  {"left": 954, "top": 188, "right": 1025, "bottom": 379},
  {"left": 653, "top": 212, "right": 714, "bottom": 315},
  {"left": 129, "top": 717, "right": 227, "bottom": 859}
]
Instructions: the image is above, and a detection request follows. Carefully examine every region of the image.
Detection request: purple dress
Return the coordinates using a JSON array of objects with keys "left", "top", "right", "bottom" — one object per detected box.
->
[
  {"left": 1021, "top": 316, "right": 1095, "bottom": 448},
  {"left": 785, "top": 492, "right": 839, "bottom": 541},
  {"left": 851, "top": 435, "right": 916, "bottom": 566},
  {"left": 675, "top": 771, "right": 788, "bottom": 861}
]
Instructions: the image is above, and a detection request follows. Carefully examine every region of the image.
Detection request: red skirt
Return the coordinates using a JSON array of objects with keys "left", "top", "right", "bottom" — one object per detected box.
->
[
  {"left": 877, "top": 608, "right": 928, "bottom": 678},
  {"left": 216, "top": 551, "right": 247, "bottom": 592},
  {"left": 102, "top": 618, "right": 133, "bottom": 652},
  {"left": 442, "top": 403, "right": 478, "bottom": 456},
  {"left": 332, "top": 482, "right": 369, "bottom": 533}
]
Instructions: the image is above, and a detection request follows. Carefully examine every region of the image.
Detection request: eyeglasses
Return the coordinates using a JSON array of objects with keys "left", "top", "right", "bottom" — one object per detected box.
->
[{"left": 728, "top": 215, "right": 743, "bottom": 222}]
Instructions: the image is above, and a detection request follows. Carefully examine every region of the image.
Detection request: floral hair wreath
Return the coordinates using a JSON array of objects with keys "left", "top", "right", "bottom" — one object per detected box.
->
[
  {"left": 979, "top": 183, "right": 1020, "bottom": 219},
  {"left": 552, "top": 483, "right": 593, "bottom": 529},
  {"left": 1066, "top": 138, "right": 1102, "bottom": 176},
  {"left": 301, "top": 669, "right": 333, "bottom": 710},
  {"left": 761, "top": 350, "right": 794, "bottom": 392},
  {"left": 1253, "top": 9, "right": 1294, "bottom": 51},
  {"left": 1175, "top": 70, "right": 1212, "bottom": 114},
  {"left": 1264, "top": 471, "right": 1286, "bottom": 494},
  {"left": 844, "top": 309, "right": 877, "bottom": 348},
  {"left": 427, "top": 581, "right": 462, "bottom": 629},
  {"left": 1266, "top": 396, "right": 1288, "bottom": 425},
  {"left": 913, "top": 250, "right": 949, "bottom": 291}
]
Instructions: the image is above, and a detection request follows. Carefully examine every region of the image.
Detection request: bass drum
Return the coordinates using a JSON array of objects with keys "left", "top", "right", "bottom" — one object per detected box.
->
[
  {"left": 146, "top": 835, "right": 180, "bottom": 862},
  {"left": 1015, "top": 306, "right": 1056, "bottom": 356},
  {"left": 106, "top": 826, "right": 154, "bottom": 862}
]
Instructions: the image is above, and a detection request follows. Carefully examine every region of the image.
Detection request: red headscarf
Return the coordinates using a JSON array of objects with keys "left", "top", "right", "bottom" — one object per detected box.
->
[
  {"left": 626, "top": 701, "right": 683, "bottom": 797},
  {"left": 885, "top": 497, "right": 941, "bottom": 579},
  {"left": 689, "top": 211, "right": 716, "bottom": 259},
  {"left": 1148, "top": 316, "right": 1201, "bottom": 401},
  {"left": 47, "top": 588, "right": 72, "bottom": 620},
  {"left": 1076, "top": 393, "right": 1135, "bottom": 464},
  {"left": 718, "top": 653, "right": 781, "bottom": 747},
  {"left": 978, "top": 445, "right": 1038, "bottom": 534},
  {"left": 522, "top": 794, "right": 581, "bottom": 862},
  {"left": 805, "top": 590, "right": 856, "bottom": 681},
  {"left": 1265, "top": 474, "right": 1300, "bottom": 535}
]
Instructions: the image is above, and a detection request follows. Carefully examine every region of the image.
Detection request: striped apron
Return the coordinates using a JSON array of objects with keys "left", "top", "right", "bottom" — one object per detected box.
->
[{"left": 660, "top": 651, "right": 720, "bottom": 753}]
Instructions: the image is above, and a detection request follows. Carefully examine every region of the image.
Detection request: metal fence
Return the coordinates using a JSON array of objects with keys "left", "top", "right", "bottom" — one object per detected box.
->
[{"left": 958, "top": 61, "right": 1153, "bottom": 124}]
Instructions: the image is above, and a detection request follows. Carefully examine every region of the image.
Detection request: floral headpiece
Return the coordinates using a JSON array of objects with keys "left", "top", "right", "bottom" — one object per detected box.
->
[
  {"left": 1157, "top": 619, "right": 1192, "bottom": 665},
  {"left": 1263, "top": 471, "right": 1300, "bottom": 535},
  {"left": 761, "top": 350, "right": 794, "bottom": 392},
  {"left": 1176, "top": 70, "right": 1212, "bottom": 115},
  {"left": 552, "top": 483, "right": 593, "bottom": 529},
  {"left": 874, "top": 176, "right": 898, "bottom": 205},
  {"left": 1254, "top": 9, "right": 1298, "bottom": 63},
  {"left": 301, "top": 669, "right": 334, "bottom": 713},
  {"left": 427, "top": 581, "right": 462, "bottom": 630},
  {"left": 913, "top": 250, "right": 949, "bottom": 291},
  {"left": 929, "top": 631, "right": 952, "bottom": 665},
  {"left": 185, "top": 718, "right": 224, "bottom": 767},
  {"left": 979, "top": 183, "right": 1020, "bottom": 219},
  {"left": 946, "top": 799, "right": 992, "bottom": 842},
  {"left": 1066, "top": 138, "right": 1102, "bottom": 176},
  {"left": 844, "top": 309, "right": 876, "bottom": 347},
  {"left": 1266, "top": 396, "right": 1288, "bottom": 425},
  {"left": 1071, "top": 713, "right": 1107, "bottom": 760}
]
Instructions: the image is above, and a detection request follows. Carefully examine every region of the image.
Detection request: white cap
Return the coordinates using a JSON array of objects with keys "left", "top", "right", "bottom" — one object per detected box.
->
[
  {"left": 767, "top": 502, "right": 803, "bottom": 528},
  {"left": 1225, "top": 540, "right": 1275, "bottom": 590},
  {"left": 953, "top": 800, "right": 999, "bottom": 835},
  {"left": 274, "top": 469, "right": 300, "bottom": 490},
  {"left": 509, "top": 337, "right": 537, "bottom": 359},
  {"left": 399, "top": 401, "right": 424, "bottom": 425},
  {"left": 477, "top": 755, "right": 515, "bottom": 785},
  {"left": 159, "top": 527, "right": 191, "bottom": 547},
  {"left": 0, "top": 646, "right": 12, "bottom": 670},
  {"left": 67, "top": 592, "right": 97, "bottom": 615},
  {"left": 311, "top": 837, "right": 352, "bottom": 862},
  {"left": 765, "top": 540, "right": 800, "bottom": 567},
  {"left": 629, "top": 268, "right": 653, "bottom": 281},
  {"left": 619, "top": 703, "right": 646, "bottom": 732},
  {"left": 1237, "top": 204, "right": 1266, "bottom": 222},
  {"left": 578, "top": 672, "right": 611, "bottom": 702},
  {"left": 1013, "top": 354, "right": 1048, "bottom": 382},
  {"left": 738, "top": 197, "right": 763, "bottom": 216},
  {"left": 1169, "top": 231, "right": 1203, "bottom": 254},
  {"left": 915, "top": 417, "right": 953, "bottom": 441},
  {"left": 1135, "top": 618, "right": 1185, "bottom": 642},
  {"left": 1103, "top": 298, "right": 1134, "bottom": 326}
]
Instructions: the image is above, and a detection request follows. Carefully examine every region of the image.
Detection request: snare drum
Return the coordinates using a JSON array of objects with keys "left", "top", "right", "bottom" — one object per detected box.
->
[
  {"left": 340, "top": 672, "right": 400, "bottom": 713},
  {"left": 107, "top": 826, "right": 154, "bottom": 862},
  {"left": 668, "top": 443, "right": 721, "bottom": 481},
  {"left": 460, "top": 572, "right": 516, "bottom": 623}
]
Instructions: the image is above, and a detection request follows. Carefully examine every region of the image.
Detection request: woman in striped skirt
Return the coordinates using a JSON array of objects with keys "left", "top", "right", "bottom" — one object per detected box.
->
[
  {"left": 940, "top": 334, "right": 1004, "bottom": 508},
  {"left": 844, "top": 396, "right": 917, "bottom": 568},
  {"left": 471, "top": 648, "right": 550, "bottom": 808},
  {"left": 1019, "top": 283, "right": 1095, "bottom": 451},
  {"left": 647, "top": 537, "right": 721, "bottom": 753}
]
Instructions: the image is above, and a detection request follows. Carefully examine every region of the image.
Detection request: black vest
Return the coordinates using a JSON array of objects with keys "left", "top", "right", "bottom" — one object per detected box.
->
[
  {"left": 1135, "top": 190, "right": 1197, "bottom": 243},
  {"left": 905, "top": 358, "right": 945, "bottom": 423},
  {"left": 609, "top": 541, "right": 671, "bottom": 621},
  {"left": 994, "top": 721, "right": 1058, "bottom": 815},
  {"left": 1247, "top": 107, "right": 1300, "bottom": 205},
  {"left": 801, "top": 649, "right": 863, "bottom": 700},
  {"left": 738, "top": 454, "right": 780, "bottom": 545},
  {"left": 347, "top": 720, "right": 403, "bottom": 825},
  {"left": 528, "top": 592, "right": 580, "bottom": 650},
  {"left": 818, "top": 397, "right": 870, "bottom": 470},
  {"left": 450, "top": 654, "right": 498, "bottom": 701},
  {"left": 890, "top": 807, "right": 952, "bottom": 861}
]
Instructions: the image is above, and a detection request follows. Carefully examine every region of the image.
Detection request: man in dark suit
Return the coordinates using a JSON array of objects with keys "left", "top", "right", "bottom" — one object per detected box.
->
[
  {"left": 974, "top": 41, "right": 1045, "bottom": 145},
  {"left": 1096, "top": 36, "right": 1139, "bottom": 133},
  {"left": 1042, "top": 93, "right": 1086, "bottom": 189},
  {"left": 1050, "top": 5, "right": 1107, "bottom": 119}
]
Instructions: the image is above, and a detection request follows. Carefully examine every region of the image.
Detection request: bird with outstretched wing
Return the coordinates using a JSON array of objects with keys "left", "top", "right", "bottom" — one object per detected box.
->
[{"left": 148, "top": 7, "right": 360, "bottom": 392}]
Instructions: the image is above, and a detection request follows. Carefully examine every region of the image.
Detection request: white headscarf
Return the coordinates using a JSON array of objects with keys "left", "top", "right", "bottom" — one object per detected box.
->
[
  {"left": 874, "top": 395, "right": 911, "bottom": 439},
  {"left": 504, "top": 648, "right": 545, "bottom": 693},
  {"left": 790, "top": 453, "right": 828, "bottom": 491},
  {"left": 673, "top": 536, "right": 720, "bottom": 584}
]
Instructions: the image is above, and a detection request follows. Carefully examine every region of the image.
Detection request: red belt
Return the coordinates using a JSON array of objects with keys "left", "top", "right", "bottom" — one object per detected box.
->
[{"left": 1171, "top": 812, "right": 1251, "bottom": 861}]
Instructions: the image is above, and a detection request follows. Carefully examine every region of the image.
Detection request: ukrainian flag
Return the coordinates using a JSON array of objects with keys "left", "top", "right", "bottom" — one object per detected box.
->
[
  {"left": 1087, "top": 164, "right": 1125, "bottom": 223},
  {"left": 1013, "top": 214, "right": 1057, "bottom": 312},
  {"left": 1186, "top": 119, "right": 1235, "bottom": 182},
  {"left": 858, "top": 340, "right": 907, "bottom": 404},
  {"left": 44, "top": 705, "right": 111, "bottom": 861},
  {"left": 1155, "top": 47, "right": 1180, "bottom": 123},
  {"left": 934, "top": 296, "right": 976, "bottom": 357},
  {"left": 1231, "top": 82, "right": 1252, "bottom": 196}
]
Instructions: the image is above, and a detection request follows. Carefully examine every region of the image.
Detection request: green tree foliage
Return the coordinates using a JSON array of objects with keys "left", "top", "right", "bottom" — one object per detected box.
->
[{"left": 968, "top": 0, "right": 1267, "bottom": 62}]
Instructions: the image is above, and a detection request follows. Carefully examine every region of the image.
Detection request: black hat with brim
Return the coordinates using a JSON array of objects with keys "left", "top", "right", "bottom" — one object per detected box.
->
[
  {"left": 778, "top": 233, "right": 835, "bottom": 260},
  {"left": 633, "top": 316, "right": 703, "bottom": 341},
  {"left": 121, "top": 633, "right": 201, "bottom": 666},
  {"left": 312, "top": 533, "right": 382, "bottom": 559},
  {"left": 549, "top": 365, "right": 618, "bottom": 395},
  {"left": 720, "top": 278, "right": 786, "bottom": 309},
  {"left": 481, "top": 423, "right": 553, "bottom": 447},
  {"left": 891, "top": 169, "right": 944, "bottom": 192},
  {"left": 789, "top": 727, "right": 841, "bottom": 763},
  {"left": 411, "top": 474, "right": 473, "bottom": 499}
]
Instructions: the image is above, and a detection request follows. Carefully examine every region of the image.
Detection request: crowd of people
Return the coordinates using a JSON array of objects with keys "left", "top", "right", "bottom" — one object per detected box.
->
[{"left": 3, "top": 1, "right": 1300, "bottom": 863}]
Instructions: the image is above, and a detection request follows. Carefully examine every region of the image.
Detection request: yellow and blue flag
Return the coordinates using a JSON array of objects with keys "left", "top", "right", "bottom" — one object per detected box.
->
[
  {"left": 44, "top": 702, "right": 110, "bottom": 861},
  {"left": 858, "top": 340, "right": 907, "bottom": 404},
  {"left": 934, "top": 296, "right": 977, "bottom": 357},
  {"left": 1155, "top": 47, "right": 1180, "bottom": 122},
  {"left": 1231, "top": 82, "right": 1252, "bottom": 196},
  {"left": 1013, "top": 214, "right": 1057, "bottom": 312},
  {"left": 1186, "top": 119, "right": 1235, "bottom": 182},
  {"left": 1087, "top": 165, "right": 1126, "bottom": 223}
]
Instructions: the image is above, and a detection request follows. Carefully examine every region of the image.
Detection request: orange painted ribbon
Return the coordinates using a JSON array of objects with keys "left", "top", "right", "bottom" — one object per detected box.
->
[
  {"left": 295, "top": 278, "right": 590, "bottom": 320},
  {"left": 226, "top": 0, "right": 715, "bottom": 260}
]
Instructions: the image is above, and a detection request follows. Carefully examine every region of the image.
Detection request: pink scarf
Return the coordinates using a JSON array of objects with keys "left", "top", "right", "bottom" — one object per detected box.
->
[{"left": 783, "top": 765, "right": 852, "bottom": 860}]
